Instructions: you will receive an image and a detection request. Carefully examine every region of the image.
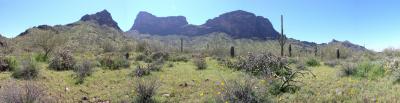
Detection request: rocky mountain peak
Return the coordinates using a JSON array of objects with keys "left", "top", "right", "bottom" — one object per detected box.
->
[
  {"left": 130, "top": 11, "right": 188, "bottom": 35},
  {"left": 80, "top": 9, "right": 121, "bottom": 31},
  {"left": 203, "top": 10, "right": 279, "bottom": 39}
]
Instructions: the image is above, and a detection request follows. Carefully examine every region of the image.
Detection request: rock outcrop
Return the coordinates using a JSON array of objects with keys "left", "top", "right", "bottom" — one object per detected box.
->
[
  {"left": 129, "top": 10, "right": 279, "bottom": 39},
  {"left": 203, "top": 10, "right": 279, "bottom": 39},
  {"left": 80, "top": 10, "right": 122, "bottom": 31},
  {"left": 130, "top": 11, "right": 188, "bottom": 35}
]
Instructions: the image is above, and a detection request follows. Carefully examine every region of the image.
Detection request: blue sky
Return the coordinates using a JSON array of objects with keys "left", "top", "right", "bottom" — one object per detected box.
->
[{"left": 0, "top": 0, "right": 399, "bottom": 51}]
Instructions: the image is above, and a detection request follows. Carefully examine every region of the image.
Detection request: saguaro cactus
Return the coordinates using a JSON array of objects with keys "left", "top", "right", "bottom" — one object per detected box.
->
[
  {"left": 230, "top": 46, "right": 235, "bottom": 58},
  {"left": 288, "top": 44, "right": 292, "bottom": 57},
  {"left": 314, "top": 46, "right": 318, "bottom": 56},
  {"left": 336, "top": 48, "right": 340, "bottom": 59},
  {"left": 278, "top": 15, "right": 286, "bottom": 57},
  {"left": 180, "top": 38, "right": 183, "bottom": 53}
]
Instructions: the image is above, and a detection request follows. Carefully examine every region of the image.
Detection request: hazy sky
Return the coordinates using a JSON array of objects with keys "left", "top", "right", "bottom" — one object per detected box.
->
[{"left": 0, "top": 0, "right": 399, "bottom": 51}]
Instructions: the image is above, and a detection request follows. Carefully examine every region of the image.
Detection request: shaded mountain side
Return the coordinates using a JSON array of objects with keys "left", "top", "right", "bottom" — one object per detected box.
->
[{"left": 129, "top": 10, "right": 279, "bottom": 39}]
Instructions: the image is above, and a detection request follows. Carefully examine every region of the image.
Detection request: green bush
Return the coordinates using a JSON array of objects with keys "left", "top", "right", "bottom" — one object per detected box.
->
[
  {"left": 170, "top": 55, "right": 189, "bottom": 62},
  {"left": 135, "top": 53, "right": 147, "bottom": 61},
  {"left": 0, "top": 56, "right": 18, "bottom": 72},
  {"left": 340, "top": 61, "right": 385, "bottom": 80},
  {"left": 216, "top": 78, "right": 269, "bottom": 103},
  {"left": 33, "top": 53, "right": 48, "bottom": 62},
  {"left": 306, "top": 58, "right": 320, "bottom": 67},
  {"left": 12, "top": 60, "right": 39, "bottom": 80},
  {"left": 100, "top": 56, "right": 130, "bottom": 70}
]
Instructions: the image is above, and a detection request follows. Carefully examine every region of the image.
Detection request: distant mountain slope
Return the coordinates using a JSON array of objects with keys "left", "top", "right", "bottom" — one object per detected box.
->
[{"left": 129, "top": 10, "right": 279, "bottom": 39}]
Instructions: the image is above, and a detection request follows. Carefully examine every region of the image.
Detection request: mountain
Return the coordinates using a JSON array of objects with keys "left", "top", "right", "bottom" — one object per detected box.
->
[
  {"left": 129, "top": 10, "right": 279, "bottom": 39},
  {"left": 203, "top": 10, "right": 279, "bottom": 39},
  {"left": 13, "top": 10, "right": 125, "bottom": 52},
  {"left": 130, "top": 11, "right": 188, "bottom": 35},
  {"left": 80, "top": 10, "right": 122, "bottom": 32},
  {"left": 326, "top": 39, "right": 367, "bottom": 51}
]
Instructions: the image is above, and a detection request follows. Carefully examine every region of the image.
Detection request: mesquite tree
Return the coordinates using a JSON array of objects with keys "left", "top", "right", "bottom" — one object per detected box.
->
[{"left": 278, "top": 15, "right": 287, "bottom": 57}]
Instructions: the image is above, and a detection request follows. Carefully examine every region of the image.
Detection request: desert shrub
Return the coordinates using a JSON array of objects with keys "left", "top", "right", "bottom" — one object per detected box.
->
[
  {"left": 100, "top": 56, "right": 130, "bottom": 70},
  {"left": 133, "top": 66, "right": 150, "bottom": 77},
  {"left": 355, "top": 61, "right": 385, "bottom": 79},
  {"left": 193, "top": 57, "right": 207, "bottom": 70},
  {"left": 135, "top": 53, "right": 147, "bottom": 61},
  {"left": 74, "top": 61, "right": 94, "bottom": 84},
  {"left": 49, "top": 50, "right": 76, "bottom": 71},
  {"left": 101, "top": 39, "right": 117, "bottom": 53},
  {"left": 287, "top": 58, "right": 298, "bottom": 65},
  {"left": 151, "top": 52, "right": 169, "bottom": 60},
  {"left": 306, "top": 58, "right": 320, "bottom": 67},
  {"left": 12, "top": 60, "right": 39, "bottom": 80},
  {"left": 0, "top": 56, "right": 17, "bottom": 72},
  {"left": 136, "top": 41, "right": 149, "bottom": 53},
  {"left": 340, "top": 61, "right": 385, "bottom": 79},
  {"left": 388, "top": 59, "right": 400, "bottom": 83},
  {"left": 0, "top": 81, "right": 46, "bottom": 103},
  {"left": 226, "top": 53, "right": 284, "bottom": 76},
  {"left": 226, "top": 53, "right": 314, "bottom": 94},
  {"left": 324, "top": 60, "right": 339, "bottom": 67},
  {"left": 170, "top": 55, "right": 189, "bottom": 62},
  {"left": 33, "top": 53, "right": 48, "bottom": 62},
  {"left": 134, "top": 79, "right": 158, "bottom": 103},
  {"left": 148, "top": 59, "right": 164, "bottom": 71},
  {"left": 340, "top": 63, "right": 357, "bottom": 77},
  {"left": 217, "top": 79, "right": 266, "bottom": 103}
]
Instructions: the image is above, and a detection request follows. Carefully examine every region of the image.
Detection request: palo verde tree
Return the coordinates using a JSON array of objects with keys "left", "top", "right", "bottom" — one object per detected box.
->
[
  {"left": 278, "top": 15, "right": 287, "bottom": 57},
  {"left": 32, "top": 30, "right": 65, "bottom": 61}
]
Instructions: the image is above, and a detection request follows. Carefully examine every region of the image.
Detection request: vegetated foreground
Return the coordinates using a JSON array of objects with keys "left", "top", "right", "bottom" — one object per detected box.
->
[{"left": 1, "top": 46, "right": 400, "bottom": 102}]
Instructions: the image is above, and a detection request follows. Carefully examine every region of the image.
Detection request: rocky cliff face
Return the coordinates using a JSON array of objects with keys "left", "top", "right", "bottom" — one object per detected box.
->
[
  {"left": 80, "top": 10, "right": 121, "bottom": 31},
  {"left": 130, "top": 11, "right": 188, "bottom": 35},
  {"left": 129, "top": 10, "right": 279, "bottom": 39},
  {"left": 203, "top": 10, "right": 279, "bottom": 39}
]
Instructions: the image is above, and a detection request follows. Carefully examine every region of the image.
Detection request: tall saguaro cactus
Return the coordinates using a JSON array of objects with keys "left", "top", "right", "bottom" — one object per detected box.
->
[
  {"left": 288, "top": 44, "right": 292, "bottom": 57},
  {"left": 230, "top": 46, "right": 235, "bottom": 58},
  {"left": 278, "top": 15, "right": 286, "bottom": 57},
  {"left": 336, "top": 48, "right": 340, "bottom": 59},
  {"left": 180, "top": 38, "right": 183, "bottom": 53},
  {"left": 314, "top": 46, "right": 318, "bottom": 56}
]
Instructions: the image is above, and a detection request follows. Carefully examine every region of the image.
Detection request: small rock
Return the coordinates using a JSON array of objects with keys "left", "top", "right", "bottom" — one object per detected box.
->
[
  {"left": 162, "top": 93, "right": 171, "bottom": 97},
  {"left": 82, "top": 96, "right": 88, "bottom": 100}
]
